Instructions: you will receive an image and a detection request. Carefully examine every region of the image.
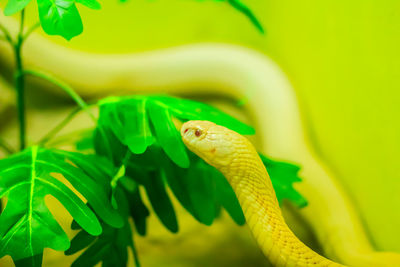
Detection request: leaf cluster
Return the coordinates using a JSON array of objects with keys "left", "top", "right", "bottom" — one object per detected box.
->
[
  {"left": 0, "top": 95, "right": 306, "bottom": 267},
  {"left": 69, "top": 95, "right": 307, "bottom": 266}
]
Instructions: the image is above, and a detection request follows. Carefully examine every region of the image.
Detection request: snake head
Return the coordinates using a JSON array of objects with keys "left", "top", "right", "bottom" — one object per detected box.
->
[{"left": 181, "top": 120, "right": 235, "bottom": 168}]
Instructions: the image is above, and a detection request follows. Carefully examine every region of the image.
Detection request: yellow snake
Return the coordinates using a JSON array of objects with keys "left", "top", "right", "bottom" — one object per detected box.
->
[
  {"left": 2, "top": 13, "right": 400, "bottom": 266},
  {"left": 181, "top": 120, "right": 344, "bottom": 267}
]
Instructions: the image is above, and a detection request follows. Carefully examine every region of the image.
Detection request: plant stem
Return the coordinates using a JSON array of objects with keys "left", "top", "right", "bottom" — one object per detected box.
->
[
  {"left": 22, "top": 69, "right": 97, "bottom": 122},
  {"left": 23, "top": 22, "right": 40, "bottom": 41},
  {"left": 15, "top": 10, "right": 26, "bottom": 150},
  {"left": 0, "top": 23, "right": 13, "bottom": 44},
  {"left": 45, "top": 128, "right": 93, "bottom": 147},
  {"left": 1, "top": 12, "right": 40, "bottom": 151},
  {"left": 111, "top": 152, "right": 131, "bottom": 188},
  {"left": 38, "top": 102, "right": 96, "bottom": 145},
  {"left": 38, "top": 106, "right": 82, "bottom": 145}
]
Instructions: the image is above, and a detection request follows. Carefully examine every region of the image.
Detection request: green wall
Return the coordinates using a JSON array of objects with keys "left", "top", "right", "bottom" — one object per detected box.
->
[{"left": 22, "top": 0, "right": 400, "bottom": 251}]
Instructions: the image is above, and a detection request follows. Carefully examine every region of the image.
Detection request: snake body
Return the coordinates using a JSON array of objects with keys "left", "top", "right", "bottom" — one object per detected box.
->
[{"left": 181, "top": 120, "right": 344, "bottom": 267}]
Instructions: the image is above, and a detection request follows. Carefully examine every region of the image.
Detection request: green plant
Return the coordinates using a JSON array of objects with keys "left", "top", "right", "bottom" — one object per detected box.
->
[{"left": 0, "top": 2, "right": 306, "bottom": 267}]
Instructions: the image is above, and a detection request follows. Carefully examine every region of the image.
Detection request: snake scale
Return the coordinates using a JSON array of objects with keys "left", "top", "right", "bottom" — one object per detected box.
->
[{"left": 181, "top": 120, "right": 344, "bottom": 267}]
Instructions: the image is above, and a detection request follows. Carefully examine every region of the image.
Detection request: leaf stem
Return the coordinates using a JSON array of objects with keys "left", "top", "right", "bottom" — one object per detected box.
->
[
  {"left": 38, "top": 102, "right": 96, "bottom": 145},
  {"left": 38, "top": 107, "right": 82, "bottom": 145},
  {"left": 22, "top": 69, "right": 97, "bottom": 122},
  {"left": 110, "top": 165, "right": 126, "bottom": 189},
  {"left": 111, "top": 152, "right": 131, "bottom": 189},
  {"left": 227, "top": 0, "right": 264, "bottom": 33},
  {"left": 19, "top": 10, "right": 26, "bottom": 39},
  {"left": 45, "top": 128, "right": 93, "bottom": 147},
  {"left": 0, "top": 23, "right": 14, "bottom": 44},
  {"left": 23, "top": 22, "right": 40, "bottom": 41},
  {"left": 132, "top": 241, "right": 141, "bottom": 267}
]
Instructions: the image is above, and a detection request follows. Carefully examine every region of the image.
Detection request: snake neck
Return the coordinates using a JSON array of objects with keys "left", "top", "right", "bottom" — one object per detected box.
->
[{"left": 218, "top": 150, "right": 344, "bottom": 267}]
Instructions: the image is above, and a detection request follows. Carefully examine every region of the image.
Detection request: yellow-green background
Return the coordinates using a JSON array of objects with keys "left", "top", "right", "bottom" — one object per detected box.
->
[{"left": 9, "top": 0, "right": 400, "bottom": 254}]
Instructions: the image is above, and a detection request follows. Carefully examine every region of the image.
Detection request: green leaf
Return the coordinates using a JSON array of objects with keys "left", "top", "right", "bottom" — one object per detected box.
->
[
  {"left": 14, "top": 253, "right": 43, "bottom": 267},
  {"left": 36, "top": 0, "right": 101, "bottom": 40},
  {"left": 66, "top": 187, "right": 139, "bottom": 267},
  {"left": 227, "top": 0, "right": 264, "bottom": 33},
  {"left": 212, "top": 166, "right": 246, "bottom": 225},
  {"left": 75, "top": 130, "right": 95, "bottom": 151},
  {"left": 37, "top": 0, "right": 83, "bottom": 40},
  {"left": 76, "top": 0, "right": 100, "bottom": 9},
  {"left": 153, "top": 96, "right": 255, "bottom": 135},
  {"left": 3, "top": 0, "right": 31, "bottom": 15},
  {"left": 53, "top": 150, "right": 114, "bottom": 186},
  {"left": 45, "top": 150, "right": 123, "bottom": 227},
  {"left": 101, "top": 104, "right": 126, "bottom": 144},
  {"left": 94, "top": 114, "right": 128, "bottom": 166},
  {"left": 64, "top": 230, "right": 96, "bottom": 256},
  {"left": 161, "top": 154, "right": 216, "bottom": 226},
  {"left": 96, "top": 95, "right": 253, "bottom": 168},
  {"left": 148, "top": 101, "right": 189, "bottom": 168},
  {"left": 260, "top": 154, "right": 308, "bottom": 208},
  {"left": 126, "top": 160, "right": 179, "bottom": 233},
  {"left": 144, "top": 170, "right": 178, "bottom": 233},
  {"left": 126, "top": 188, "right": 149, "bottom": 236},
  {"left": 122, "top": 99, "right": 154, "bottom": 154},
  {"left": 99, "top": 98, "right": 154, "bottom": 155},
  {"left": 0, "top": 147, "right": 122, "bottom": 263}
]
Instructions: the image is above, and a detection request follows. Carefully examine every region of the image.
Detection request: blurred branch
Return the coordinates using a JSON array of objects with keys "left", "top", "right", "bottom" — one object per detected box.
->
[
  {"left": 45, "top": 128, "right": 94, "bottom": 147},
  {"left": 227, "top": 0, "right": 264, "bottom": 33},
  {"left": 22, "top": 69, "right": 97, "bottom": 122},
  {"left": 0, "top": 138, "right": 15, "bottom": 155},
  {"left": 22, "top": 22, "right": 40, "bottom": 41},
  {"left": 38, "top": 106, "right": 82, "bottom": 145},
  {"left": 0, "top": 23, "right": 14, "bottom": 45},
  {"left": 38, "top": 102, "right": 97, "bottom": 145}
]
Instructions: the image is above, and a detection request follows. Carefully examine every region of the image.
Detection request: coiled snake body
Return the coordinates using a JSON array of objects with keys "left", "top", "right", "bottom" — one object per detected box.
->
[{"left": 181, "top": 120, "right": 344, "bottom": 267}]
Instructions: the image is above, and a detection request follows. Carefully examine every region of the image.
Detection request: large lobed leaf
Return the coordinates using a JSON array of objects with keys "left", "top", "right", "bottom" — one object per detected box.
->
[
  {"left": 0, "top": 146, "right": 122, "bottom": 264},
  {"left": 66, "top": 187, "right": 140, "bottom": 267},
  {"left": 3, "top": 0, "right": 100, "bottom": 40}
]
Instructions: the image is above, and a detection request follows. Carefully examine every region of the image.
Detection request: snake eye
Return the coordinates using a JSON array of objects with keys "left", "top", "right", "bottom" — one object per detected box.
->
[{"left": 195, "top": 129, "right": 202, "bottom": 137}]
